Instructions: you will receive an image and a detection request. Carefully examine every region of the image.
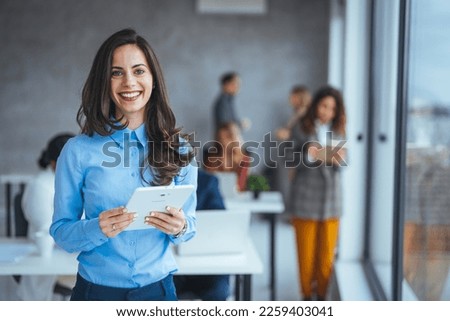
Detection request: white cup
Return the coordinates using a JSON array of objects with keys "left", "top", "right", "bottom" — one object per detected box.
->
[{"left": 34, "top": 231, "right": 54, "bottom": 258}]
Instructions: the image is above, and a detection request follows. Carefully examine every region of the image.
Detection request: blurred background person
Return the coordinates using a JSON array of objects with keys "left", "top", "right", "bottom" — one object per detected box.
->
[
  {"left": 287, "top": 85, "right": 346, "bottom": 301},
  {"left": 213, "top": 72, "right": 251, "bottom": 136},
  {"left": 17, "top": 133, "right": 75, "bottom": 300},
  {"left": 276, "top": 85, "right": 312, "bottom": 141},
  {"left": 214, "top": 122, "right": 251, "bottom": 192},
  {"left": 272, "top": 85, "right": 312, "bottom": 206}
]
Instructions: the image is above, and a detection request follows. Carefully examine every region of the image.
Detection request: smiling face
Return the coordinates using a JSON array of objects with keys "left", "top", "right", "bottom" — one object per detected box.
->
[
  {"left": 316, "top": 96, "right": 337, "bottom": 124},
  {"left": 110, "top": 44, "right": 153, "bottom": 128}
]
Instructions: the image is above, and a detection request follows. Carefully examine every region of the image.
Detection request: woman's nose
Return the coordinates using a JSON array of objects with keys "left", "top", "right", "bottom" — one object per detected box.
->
[{"left": 122, "top": 72, "right": 137, "bottom": 87}]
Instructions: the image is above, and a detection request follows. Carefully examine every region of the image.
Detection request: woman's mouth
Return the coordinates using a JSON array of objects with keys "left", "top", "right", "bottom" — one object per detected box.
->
[{"left": 119, "top": 91, "right": 141, "bottom": 101}]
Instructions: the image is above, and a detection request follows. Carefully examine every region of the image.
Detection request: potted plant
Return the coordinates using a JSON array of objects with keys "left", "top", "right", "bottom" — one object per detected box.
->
[{"left": 246, "top": 174, "right": 270, "bottom": 199}]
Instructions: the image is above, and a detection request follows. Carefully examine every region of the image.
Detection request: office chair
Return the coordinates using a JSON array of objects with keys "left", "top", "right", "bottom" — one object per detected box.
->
[{"left": 13, "top": 190, "right": 73, "bottom": 300}]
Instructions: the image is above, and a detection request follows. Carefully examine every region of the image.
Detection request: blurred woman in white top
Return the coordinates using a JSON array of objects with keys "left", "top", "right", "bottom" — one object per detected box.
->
[{"left": 16, "top": 133, "right": 74, "bottom": 300}]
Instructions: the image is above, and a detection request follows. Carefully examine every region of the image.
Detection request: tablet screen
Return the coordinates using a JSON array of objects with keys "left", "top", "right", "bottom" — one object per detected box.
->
[{"left": 124, "top": 185, "right": 195, "bottom": 231}]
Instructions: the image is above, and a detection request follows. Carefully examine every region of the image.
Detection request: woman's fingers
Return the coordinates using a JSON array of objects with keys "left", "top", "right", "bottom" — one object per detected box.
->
[
  {"left": 99, "top": 206, "right": 136, "bottom": 237},
  {"left": 145, "top": 206, "right": 185, "bottom": 235}
]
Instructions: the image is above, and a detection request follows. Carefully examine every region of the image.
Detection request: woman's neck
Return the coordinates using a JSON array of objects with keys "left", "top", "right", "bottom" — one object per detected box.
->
[
  {"left": 116, "top": 112, "right": 144, "bottom": 130},
  {"left": 126, "top": 118, "right": 144, "bottom": 130}
]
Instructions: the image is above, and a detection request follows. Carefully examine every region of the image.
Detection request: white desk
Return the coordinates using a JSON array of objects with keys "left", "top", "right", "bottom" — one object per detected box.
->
[
  {"left": 224, "top": 191, "right": 285, "bottom": 213},
  {"left": 0, "top": 237, "right": 263, "bottom": 301},
  {"left": 173, "top": 238, "right": 263, "bottom": 300},
  {"left": 0, "top": 238, "right": 78, "bottom": 275},
  {"left": 224, "top": 191, "right": 285, "bottom": 300}
]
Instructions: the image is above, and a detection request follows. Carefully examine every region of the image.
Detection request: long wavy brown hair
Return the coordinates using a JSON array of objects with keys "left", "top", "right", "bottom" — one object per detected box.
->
[
  {"left": 77, "top": 28, "right": 194, "bottom": 185},
  {"left": 300, "top": 85, "right": 346, "bottom": 136}
]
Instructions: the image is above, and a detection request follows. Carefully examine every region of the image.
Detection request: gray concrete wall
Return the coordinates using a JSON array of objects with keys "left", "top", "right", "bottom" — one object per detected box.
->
[
  {"left": 0, "top": 0, "right": 329, "bottom": 176},
  {"left": 0, "top": 0, "right": 330, "bottom": 234}
]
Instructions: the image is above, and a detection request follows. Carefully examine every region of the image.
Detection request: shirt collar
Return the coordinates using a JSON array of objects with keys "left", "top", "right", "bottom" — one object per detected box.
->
[
  {"left": 109, "top": 122, "right": 147, "bottom": 149},
  {"left": 133, "top": 123, "right": 147, "bottom": 147}
]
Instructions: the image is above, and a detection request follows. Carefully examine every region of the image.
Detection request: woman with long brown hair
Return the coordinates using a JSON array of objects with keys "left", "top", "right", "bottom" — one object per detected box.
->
[{"left": 50, "top": 29, "right": 197, "bottom": 301}]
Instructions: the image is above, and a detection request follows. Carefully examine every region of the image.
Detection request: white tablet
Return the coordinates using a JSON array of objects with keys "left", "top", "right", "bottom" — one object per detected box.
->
[{"left": 125, "top": 185, "right": 195, "bottom": 231}]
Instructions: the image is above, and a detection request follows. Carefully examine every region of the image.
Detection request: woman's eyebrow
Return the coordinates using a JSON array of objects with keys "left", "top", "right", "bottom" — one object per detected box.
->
[{"left": 112, "top": 64, "right": 148, "bottom": 69}]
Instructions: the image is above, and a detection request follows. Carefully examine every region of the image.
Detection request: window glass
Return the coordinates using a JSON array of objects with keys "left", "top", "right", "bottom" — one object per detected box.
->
[{"left": 404, "top": 0, "right": 450, "bottom": 301}]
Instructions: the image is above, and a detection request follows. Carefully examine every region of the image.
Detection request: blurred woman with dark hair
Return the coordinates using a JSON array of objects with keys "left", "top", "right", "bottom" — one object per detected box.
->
[
  {"left": 23, "top": 133, "right": 75, "bottom": 240},
  {"left": 16, "top": 133, "right": 74, "bottom": 300}
]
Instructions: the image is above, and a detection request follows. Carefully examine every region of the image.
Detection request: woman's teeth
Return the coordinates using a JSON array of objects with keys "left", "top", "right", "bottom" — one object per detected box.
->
[{"left": 120, "top": 92, "right": 140, "bottom": 98}]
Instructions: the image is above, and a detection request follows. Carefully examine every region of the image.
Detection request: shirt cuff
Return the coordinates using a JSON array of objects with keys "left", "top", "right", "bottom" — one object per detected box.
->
[
  {"left": 83, "top": 217, "right": 108, "bottom": 247},
  {"left": 169, "top": 218, "right": 195, "bottom": 245}
]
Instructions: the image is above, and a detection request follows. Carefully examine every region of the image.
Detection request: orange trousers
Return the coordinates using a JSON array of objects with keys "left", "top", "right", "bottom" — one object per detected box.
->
[{"left": 292, "top": 218, "right": 340, "bottom": 299}]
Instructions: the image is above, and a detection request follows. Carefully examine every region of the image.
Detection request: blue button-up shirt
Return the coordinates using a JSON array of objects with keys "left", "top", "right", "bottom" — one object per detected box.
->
[{"left": 50, "top": 124, "right": 197, "bottom": 288}]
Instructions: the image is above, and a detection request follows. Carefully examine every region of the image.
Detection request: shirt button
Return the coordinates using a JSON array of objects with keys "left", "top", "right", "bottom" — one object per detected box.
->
[
  {"left": 131, "top": 172, "right": 136, "bottom": 177},
  {"left": 128, "top": 263, "right": 133, "bottom": 268},
  {"left": 130, "top": 241, "right": 135, "bottom": 246}
]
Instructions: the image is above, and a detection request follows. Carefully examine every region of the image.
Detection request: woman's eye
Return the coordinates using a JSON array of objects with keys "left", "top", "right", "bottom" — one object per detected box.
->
[
  {"left": 111, "top": 70, "right": 122, "bottom": 77},
  {"left": 135, "top": 69, "right": 145, "bottom": 75}
]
